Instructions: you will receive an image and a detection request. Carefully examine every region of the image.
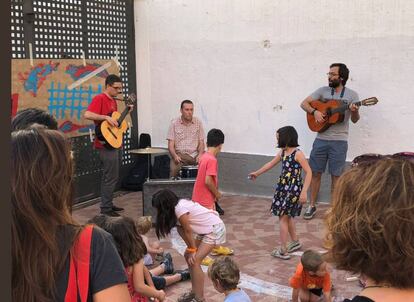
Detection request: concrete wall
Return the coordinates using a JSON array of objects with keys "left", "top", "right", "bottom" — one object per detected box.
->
[
  {"left": 134, "top": 0, "right": 414, "bottom": 198},
  {"left": 217, "top": 152, "right": 335, "bottom": 201}
]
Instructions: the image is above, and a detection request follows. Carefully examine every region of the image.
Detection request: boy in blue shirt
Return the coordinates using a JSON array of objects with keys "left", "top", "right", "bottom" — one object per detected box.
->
[{"left": 208, "top": 256, "right": 252, "bottom": 302}]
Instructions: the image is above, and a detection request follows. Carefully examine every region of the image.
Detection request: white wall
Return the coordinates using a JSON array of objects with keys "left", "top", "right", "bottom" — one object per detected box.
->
[{"left": 134, "top": 0, "right": 414, "bottom": 159}]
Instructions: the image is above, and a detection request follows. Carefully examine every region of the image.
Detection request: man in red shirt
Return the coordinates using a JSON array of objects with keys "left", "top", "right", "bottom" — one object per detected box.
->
[{"left": 84, "top": 74, "right": 133, "bottom": 216}]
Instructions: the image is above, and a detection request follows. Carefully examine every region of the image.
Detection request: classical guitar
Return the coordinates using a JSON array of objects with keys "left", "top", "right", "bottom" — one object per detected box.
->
[
  {"left": 95, "top": 93, "right": 136, "bottom": 149},
  {"left": 307, "top": 97, "right": 378, "bottom": 133}
]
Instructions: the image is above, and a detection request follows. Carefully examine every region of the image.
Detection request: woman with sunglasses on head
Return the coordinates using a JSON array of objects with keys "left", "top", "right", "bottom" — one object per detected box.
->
[
  {"left": 325, "top": 157, "right": 414, "bottom": 302},
  {"left": 12, "top": 126, "right": 131, "bottom": 302}
]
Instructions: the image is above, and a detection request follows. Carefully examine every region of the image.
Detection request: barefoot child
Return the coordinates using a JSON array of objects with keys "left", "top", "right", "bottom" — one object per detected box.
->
[{"left": 249, "top": 126, "right": 312, "bottom": 259}]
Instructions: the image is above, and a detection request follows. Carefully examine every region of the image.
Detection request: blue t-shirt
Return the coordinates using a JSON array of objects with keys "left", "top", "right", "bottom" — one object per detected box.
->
[{"left": 224, "top": 289, "right": 252, "bottom": 302}]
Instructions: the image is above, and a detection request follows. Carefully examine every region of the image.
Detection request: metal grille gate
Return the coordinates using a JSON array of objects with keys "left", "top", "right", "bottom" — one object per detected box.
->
[{"left": 11, "top": 0, "right": 138, "bottom": 204}]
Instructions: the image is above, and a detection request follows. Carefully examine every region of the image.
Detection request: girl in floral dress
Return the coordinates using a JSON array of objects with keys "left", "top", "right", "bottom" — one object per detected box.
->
[{"left": 249, "top": 126, "right": 312, "bottom": 259}]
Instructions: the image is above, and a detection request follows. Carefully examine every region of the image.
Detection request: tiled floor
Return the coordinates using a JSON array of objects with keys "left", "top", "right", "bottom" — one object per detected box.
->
[{"left": 73, "top": 192, "right": 361, "bottom": 302}]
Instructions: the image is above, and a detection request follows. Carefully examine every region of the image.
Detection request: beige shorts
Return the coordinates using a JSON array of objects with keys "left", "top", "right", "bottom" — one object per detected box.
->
[{"left": 194, "top": 223, "right": 226, "bottom": 246}]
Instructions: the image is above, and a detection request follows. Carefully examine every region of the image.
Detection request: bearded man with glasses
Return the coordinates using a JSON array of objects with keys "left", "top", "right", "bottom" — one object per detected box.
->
[{"left": 300, "top": 63, "right": 360, "bottom": 220}]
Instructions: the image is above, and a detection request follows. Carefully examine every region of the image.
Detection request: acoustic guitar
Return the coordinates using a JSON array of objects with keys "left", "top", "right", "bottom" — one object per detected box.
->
[
  {"left": 95, "top": 93, "right": 136, "bottom": 149},
  {"left": 307, "top": 97, "right": 378, "bottom": 133}
]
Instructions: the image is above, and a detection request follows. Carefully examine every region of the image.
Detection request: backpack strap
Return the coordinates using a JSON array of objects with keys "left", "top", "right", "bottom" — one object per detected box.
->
[{"left": 65, "top": 225, "right": 94, "bottom": 302}]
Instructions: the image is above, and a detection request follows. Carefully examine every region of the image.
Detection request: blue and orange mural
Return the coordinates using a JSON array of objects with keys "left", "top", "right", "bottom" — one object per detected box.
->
[
  {"left": 17, "top": 61, "right": 60, "bottom": 97},
  {"left": 12, "top": 59, "right": 120, "bottom": 137}
]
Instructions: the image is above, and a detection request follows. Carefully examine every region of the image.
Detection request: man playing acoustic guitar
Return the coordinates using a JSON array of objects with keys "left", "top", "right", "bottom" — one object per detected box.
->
[
  {"left": 84, "top": 74, "right": 133, "bottom": 217},
  {"left": 300, "top": 63, "right": 360, "bottom": 219}
]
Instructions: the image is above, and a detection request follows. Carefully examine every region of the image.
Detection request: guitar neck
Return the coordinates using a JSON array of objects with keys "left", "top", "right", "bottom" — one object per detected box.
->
[
  {"left": 117, "top": 107, "right": 130, "bottom": 124},
  {"left": 330, "top": 101, "right": 362, "bottom": 115}
]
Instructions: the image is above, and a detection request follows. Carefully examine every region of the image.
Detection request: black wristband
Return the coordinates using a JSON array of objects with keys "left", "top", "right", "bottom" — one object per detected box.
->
[{"left": 311, "top": 109, "right": 317, "bottom": 115}]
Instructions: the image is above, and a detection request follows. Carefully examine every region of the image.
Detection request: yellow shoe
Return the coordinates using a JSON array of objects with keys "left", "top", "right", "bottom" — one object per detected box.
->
[
  {"left": 201, "top": 256, "right": 214, "bottom": 266},
  {"left": 211, "top": 246, "right": 234, "bottom": 256}
]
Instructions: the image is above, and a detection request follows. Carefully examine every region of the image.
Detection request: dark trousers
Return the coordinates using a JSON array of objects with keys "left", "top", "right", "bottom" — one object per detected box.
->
[{"left": 98, "top": 148, "right": 120, "bottom": 212}]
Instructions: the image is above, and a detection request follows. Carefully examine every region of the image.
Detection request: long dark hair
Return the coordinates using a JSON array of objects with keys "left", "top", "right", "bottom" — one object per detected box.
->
[
  {"left": 89, "top": 215, "right": 147, "bottom": 267},
  {"left": 152, "top": 189, "right": 180, "bottom": 238},
  {"left": 12, "top": 127, "right": 79, "bottom": 302}
]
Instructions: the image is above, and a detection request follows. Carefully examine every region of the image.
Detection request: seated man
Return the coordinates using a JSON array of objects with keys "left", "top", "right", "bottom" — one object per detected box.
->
[
  {"left": 167, "top": 100, "right": 224, "bottom": 215},
  {"left": 167, "top": 99, "right": 205, "bottom": 178}
]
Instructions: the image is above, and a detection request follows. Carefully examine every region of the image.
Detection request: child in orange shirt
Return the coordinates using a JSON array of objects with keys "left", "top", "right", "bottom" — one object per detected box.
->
[{"left": 289, "top": 250, "right": 332, "bottom": 302}]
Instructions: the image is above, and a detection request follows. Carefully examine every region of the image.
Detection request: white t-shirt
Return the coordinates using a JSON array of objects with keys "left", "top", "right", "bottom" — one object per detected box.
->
[{"left": 175, "top": 199, "right": 222, "bottom": 235}]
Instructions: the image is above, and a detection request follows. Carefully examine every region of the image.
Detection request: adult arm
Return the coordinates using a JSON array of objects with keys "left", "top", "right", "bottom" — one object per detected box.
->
[
  {"left": 300, "top": 95, "right": 326, "bottom": 123},
  {"left": 84, "top": 110, "right": 118, "bottom": 127},
  {"left": 196, "top": 139, "right": 205, "bottom": 162},
  {"left": 93, "top": 284, "right": 130, "bottom": 302},
  {"left": 89, "top": 227, "right": 130, "bottom": 302},
  {"left": 168, "top": 139, "right": 182, "bottom": 164},
  {"left": 196, "top": 121, "right": 206, "bottom": 162},
  {"left": 349, "top": 103, "right": 360, "bottom": 123}
]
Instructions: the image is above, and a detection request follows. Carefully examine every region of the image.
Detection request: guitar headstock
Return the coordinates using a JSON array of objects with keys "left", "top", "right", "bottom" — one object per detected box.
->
[
  {"left": 361, "top": 97, "right": 378, "bottom": 106},
  {"left": 119, "top": 93, "right": 136, "bottom": 105}
]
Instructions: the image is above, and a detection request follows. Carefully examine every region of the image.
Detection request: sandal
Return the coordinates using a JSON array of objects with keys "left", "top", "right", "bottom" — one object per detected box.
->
[
  {"left": 271, "top": 248, "right": 291, "bottom": 260},
  {"left": 210, "top": 245, "right": 234, "bottom": 256}
]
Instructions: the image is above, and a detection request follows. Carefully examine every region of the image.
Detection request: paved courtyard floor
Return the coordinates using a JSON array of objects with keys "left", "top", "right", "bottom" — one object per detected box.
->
[{"left": 73, "top": 191, "right": 361, "bottom": 302}]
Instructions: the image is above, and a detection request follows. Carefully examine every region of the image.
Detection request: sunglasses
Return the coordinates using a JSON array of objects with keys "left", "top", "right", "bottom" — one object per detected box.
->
[{"left": 351, "top": 152, "right": 414, "bottom": 167}]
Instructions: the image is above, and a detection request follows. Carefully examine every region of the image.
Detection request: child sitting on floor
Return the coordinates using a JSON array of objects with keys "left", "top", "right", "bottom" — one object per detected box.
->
[
  {"left": 208, "top": 256, "right": 252, "bottom": 302},
  {"left": 89, "top": 215, "right": 166, "bottom": 302},
  {"left": 289, "top": 249, "right": 332, "bottom": 302},
  {"left": 136, "top": 216, "right": 191, "bottom": 291},
  {"left": 136, "top": 216, "right": 164, "bottom": 265}
]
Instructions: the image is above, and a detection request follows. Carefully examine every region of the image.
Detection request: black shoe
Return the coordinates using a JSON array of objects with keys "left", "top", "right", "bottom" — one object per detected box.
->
[
  {"left": 161, "top": 252, "right": 174, "bottom": 274},
  {"left": 215, "top": 201, "right": 224, "bottom": 215},
  {"left": 178, "top": 269, "right": 191, "bottom": 281},
  {"left": 112, "top": 205, "right": 124, "bottom": 212},
  {"left": 101, "top": 210, "right": 121, "bottom": 217}
]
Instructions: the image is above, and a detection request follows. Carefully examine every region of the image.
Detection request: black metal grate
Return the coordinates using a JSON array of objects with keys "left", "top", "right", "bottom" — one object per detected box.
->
[
  {"left": 11, "top": 0, "right": 137, "bottom": 203},
  {"left": 33, "top": 0, "right": 83, "bottom": 59},
  {"left": 11, "top": 0, "right": 25, "bottom": 58},
  {"left": 85, "top": 0, "right": 131, "bottom": 96}
]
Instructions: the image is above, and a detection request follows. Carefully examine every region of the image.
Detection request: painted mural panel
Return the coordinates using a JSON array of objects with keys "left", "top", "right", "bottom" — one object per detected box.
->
[{"left": 11, "top": 59, "right": 130, "bottom": 137}]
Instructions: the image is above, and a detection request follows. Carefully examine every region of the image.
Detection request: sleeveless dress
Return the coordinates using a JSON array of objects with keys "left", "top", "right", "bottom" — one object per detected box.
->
[
  {"left": 270, "top": 149, "right": 303, "bottom": 217},
  {"left": 126, "top": 267, "right": 148, "bottom": 302}
]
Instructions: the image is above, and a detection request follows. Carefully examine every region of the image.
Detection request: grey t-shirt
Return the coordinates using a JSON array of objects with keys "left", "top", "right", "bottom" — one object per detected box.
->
[{"left": 310, "top": 86, "right": 359, "bottom": 141}]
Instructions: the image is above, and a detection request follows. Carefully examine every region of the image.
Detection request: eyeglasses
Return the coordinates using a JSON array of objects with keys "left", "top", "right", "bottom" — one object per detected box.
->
[
  {"left": 326, "top": 72, "right": 340, "bottom": 77},
  {"left": 110, "top": 85, "right": 123, "bottom": 91},
  {"left": 351, "top": 152, "right": 414, "bottom": 167}
]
